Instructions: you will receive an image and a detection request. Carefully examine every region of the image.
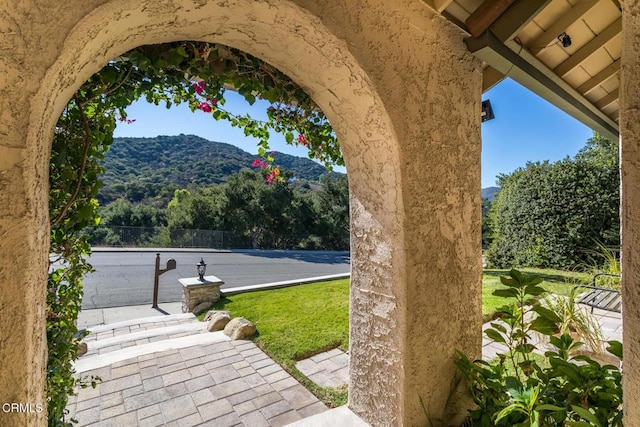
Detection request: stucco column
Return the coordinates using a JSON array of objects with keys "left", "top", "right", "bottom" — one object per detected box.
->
[
  {"left": 621, "top": 2, "right": 640, "bottom": 425},
  {"left": 0, "top": 4, "right": 57, "bottom": 425},
  {"left": 347, "top": 9, "right": 483, "bottom": 427},
  {"left": 0, "top": 90, "right": 49, "bottom": 425}
]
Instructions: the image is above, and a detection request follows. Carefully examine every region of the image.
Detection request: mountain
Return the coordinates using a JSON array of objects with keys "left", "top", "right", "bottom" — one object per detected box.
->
[
  {"left": 98, "top": 134, "right": 335, "bottom": 204},
  {"left": 482, "top": 186, "right": 500, "bottom": 200}
]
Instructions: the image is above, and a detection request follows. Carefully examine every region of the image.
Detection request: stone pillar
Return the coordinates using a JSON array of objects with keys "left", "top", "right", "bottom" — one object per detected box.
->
[
  {"left": 621, "top": 2, "right": 640, "bottom": 425},
  {"left": 179, "top": 276, "right": 223, "bottom": 313}
]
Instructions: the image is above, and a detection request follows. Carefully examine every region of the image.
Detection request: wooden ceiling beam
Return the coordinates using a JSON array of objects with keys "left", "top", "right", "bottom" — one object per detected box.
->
[
  {"left": 595, "top": 88, "right": 619, "bottom": 110},
  {"left": 528, "top": 0, "right": 598, "bottom": 54},
  {"left": 433, "top": 0, "right": 455, "bottom": 13},
  {"left": 490, "top": 0, "right": 552, "bottom": 42},
  {"left": 554, "top": 17, "right": 621, "bottom": 77},
  {"left": 482, "top": 66, "right": 506, "bottom": 92},
  {"left": 577, "top": 59, "right": 620, "bottom": 95},
  {"left": 611, "top": 0, "right": 621, "bottom": 12},
  {"left": 466, "top": 0, "right": 515, "bottom": 38}
]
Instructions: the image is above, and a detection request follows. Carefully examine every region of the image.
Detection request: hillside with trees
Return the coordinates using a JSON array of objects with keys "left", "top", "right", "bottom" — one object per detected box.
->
[
  {"left": 90, "top": 137, "right": 350, "bottom": 250},
  {"left": 98, "top": 134, "right": 334, "bottom": 204},
  {"left": 487, "top": 133, "right": 619, "bottom": 269}
]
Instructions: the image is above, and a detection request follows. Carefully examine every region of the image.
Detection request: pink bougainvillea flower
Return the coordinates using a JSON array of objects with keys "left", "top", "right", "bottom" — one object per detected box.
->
[
  {"left": 297, "top": 134, "right": 310, "bottom": 147},
  {"left": 193, "top": 80, "right": 206, "bottom": 95},
  {"left": 260, "top": 162, "right": 268, "bottom": 169},
  {"left": 251, "top": 159, "right": 261, "bottom": 167},
  {"left": 197, "top": 102, "right": 212, "bottom": 113},
  {"left": 206, "top": 97, "right": 218, "bottom": 105}
]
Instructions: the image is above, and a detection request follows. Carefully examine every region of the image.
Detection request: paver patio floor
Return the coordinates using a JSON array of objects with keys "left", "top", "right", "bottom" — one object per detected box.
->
[{"left": 67, "top": 339, "right": 326, "bottom": 426}]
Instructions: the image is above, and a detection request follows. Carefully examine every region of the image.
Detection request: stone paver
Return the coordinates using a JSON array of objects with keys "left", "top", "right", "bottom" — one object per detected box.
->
[
  {"left": 295, "top": 348, "right": 349, "bottom": 389},
  {"left": 68, "top": 337, "right": 327, "bottom": 426}
]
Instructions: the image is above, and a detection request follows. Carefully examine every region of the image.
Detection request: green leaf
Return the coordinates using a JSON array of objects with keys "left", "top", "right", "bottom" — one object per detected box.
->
[
  {"left": 493, "top": 288, "right": 520, "bottom": 298},
  {"left": 606, "top": 340, "right": 623, "bottom": 360},
  {"left": 570, "top": 405, "right": 602, "bottom": 427},
  {"left": 484, "top": 328, "right": 506, "bottom": 343},
  {"left": 100, "top": 67, "right": 118, "bottom": 84},
  {"left": 490, "top": 322, "right": 507, "bottom": 333},
  {"left": 500, "top": 276, "right": 517, "bottom": 287},
  {"left": 531, "top": 306, "right": 562, "bottom": 323},
  {"left": 285, "top": 132, "right": 294, "bottom": 144},
  {"left": 530, "top": 317, "right": 557, "bottom": 335},
  {"left": 524, "top": 285, "right": 547, "bottom": 296},
  {"left": 495, "top": 404, "right": 526, "bottom": 424},
  {"left": 535, "top": 404, "right": 565, "bottom": 411}
]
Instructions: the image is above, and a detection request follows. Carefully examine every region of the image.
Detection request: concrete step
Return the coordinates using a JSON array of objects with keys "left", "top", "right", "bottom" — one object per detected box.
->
[
  {"left": 83, "top": 321, "right": 209, "bottom": 357},
  {"left": 74, "top": 331, "right": 230, "bottom": 373},
  {"left": 83, "top": 313, "right": 197, "bottom": 335}
]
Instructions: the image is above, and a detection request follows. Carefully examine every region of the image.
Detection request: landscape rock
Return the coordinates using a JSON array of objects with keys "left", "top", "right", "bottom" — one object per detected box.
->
[
  {"left": 204, "top": 310, "right": 230, "bottom": 321},
  {"left": 223, "top": 317, "right": 257, "bottom": 340},
  {"left": 207, "top": 311, "right": 231, "bottom": 332},
  {"left": 193, "top": 301, "right": 214, "bottom": 315},
  {"left": 77, "top": 342, "right": 88, "bottom": 357}
]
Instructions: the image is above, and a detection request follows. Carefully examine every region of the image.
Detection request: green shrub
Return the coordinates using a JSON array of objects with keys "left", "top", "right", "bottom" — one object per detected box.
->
[
  {"left": 487, "top": 134, "right": 619, "bottom": 270},
  {"left": 456, "top": 269, "right": 623, "bottom": 426}
]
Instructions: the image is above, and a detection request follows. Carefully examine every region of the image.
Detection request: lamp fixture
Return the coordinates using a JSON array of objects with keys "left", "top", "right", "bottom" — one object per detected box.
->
[
  {"left": 197, "top": 258, "right": 207, "bottom": 280},
  {"left": 558, "top": 32, "right": 572, "bottom": 48}
]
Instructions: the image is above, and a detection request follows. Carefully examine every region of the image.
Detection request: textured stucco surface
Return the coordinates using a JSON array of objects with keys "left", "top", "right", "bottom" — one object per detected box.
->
[
  {"left": 1, "top": 1, "right": 481, "bottom": 425},
  {"left": 621, "top": 1, "right": 640, "bottom": 426}
]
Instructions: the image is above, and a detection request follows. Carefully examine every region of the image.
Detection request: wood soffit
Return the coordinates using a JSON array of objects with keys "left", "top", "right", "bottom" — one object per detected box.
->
[{"left": 424, "top": 0, "right": 622, "bottom": 140}]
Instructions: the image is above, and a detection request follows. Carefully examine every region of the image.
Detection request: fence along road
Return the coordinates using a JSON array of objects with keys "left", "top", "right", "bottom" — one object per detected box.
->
[{"left": 81, "top": 249, "right": 351, "bottom": 309}]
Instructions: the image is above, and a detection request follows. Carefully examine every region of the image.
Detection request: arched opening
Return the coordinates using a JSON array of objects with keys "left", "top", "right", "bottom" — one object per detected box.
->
[
  {"left": 30, "top": 2, "right": 404, "bottom": 424},
  {"left": 5, "top": 1, "right": 483, "bottom": 425}
]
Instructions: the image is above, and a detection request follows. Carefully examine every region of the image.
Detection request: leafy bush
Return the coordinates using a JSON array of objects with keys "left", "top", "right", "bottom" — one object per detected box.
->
[
  {"left": 456, "top": 269, "right": 623, "bottom": 426},
  {"left": 487, "top": 134, "right": 619, "bottom": 270}
]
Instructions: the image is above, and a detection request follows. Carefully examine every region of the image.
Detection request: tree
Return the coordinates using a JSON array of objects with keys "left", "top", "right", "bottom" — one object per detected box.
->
[
  {"left": 487, "top": 133, "right": 619, "bottom": 269},
  {"left": 313, "top": 175, "right": 350, "bottom": 250},
  {"left": 482, "top": 197, "right": 494, "bottom": 249}
]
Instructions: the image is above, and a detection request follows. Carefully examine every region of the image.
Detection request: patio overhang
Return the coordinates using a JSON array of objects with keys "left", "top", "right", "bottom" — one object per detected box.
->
[{"left": 427, "top": 0, "right": 622, "bottom": 142}]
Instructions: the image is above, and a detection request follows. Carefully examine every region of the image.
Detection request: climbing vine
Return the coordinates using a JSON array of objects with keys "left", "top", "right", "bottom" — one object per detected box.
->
[{"left": 48, "top": 41, "right": 341, "bottom": 424}]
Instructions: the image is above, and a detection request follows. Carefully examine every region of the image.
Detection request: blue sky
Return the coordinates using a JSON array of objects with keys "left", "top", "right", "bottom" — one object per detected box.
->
[{"left": 114, "top": 78, "right": 595, "bottom": 188}]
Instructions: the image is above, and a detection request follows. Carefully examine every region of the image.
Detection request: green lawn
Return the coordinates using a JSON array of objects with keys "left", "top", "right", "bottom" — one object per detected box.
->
[
  {"left": 201, "top": 279, "right": 350, "bottom": 407},
  {"left": 202, "top": 268, "right": 589, "bottom": 406}
]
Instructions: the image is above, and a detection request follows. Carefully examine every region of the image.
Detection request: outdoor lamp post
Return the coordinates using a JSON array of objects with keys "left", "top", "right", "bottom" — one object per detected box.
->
[{"left": 197, "top": 258, "right": 207, "bottom": 280}]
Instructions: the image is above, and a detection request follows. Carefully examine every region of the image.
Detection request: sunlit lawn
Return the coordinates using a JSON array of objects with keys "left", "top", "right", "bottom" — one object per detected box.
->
[
  {"left": 482, "top": 268, "right": 590, "bottom": 317},
  {"left": 201, "top": 269, "right": 588, "bottom": 406},
  {"left": 199, "top": 279, "right": 350, "bottom": 407}
]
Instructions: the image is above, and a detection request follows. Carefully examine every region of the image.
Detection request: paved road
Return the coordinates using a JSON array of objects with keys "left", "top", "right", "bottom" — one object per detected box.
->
[{"left": 81, "top": 249, "right": 350, "bottom": 309}]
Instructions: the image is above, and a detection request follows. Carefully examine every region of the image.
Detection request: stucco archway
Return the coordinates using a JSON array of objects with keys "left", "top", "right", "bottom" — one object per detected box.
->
[{"left": 2, "top": 1, "right": 482, "bottom": 425}]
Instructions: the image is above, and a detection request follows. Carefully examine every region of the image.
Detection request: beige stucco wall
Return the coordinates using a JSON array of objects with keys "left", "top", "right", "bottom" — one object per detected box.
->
[
  {"left": 621, "top": 1, "right": 640, "bottom": 425},
  {"left": 0, "top": 1, "right": 481, "bottom": 425}
]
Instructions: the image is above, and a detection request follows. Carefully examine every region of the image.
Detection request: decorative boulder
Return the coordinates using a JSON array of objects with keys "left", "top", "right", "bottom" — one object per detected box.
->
[
  {"left": 77, "top": 342, "right": 88, "bottom": 357},
  {"left": 193, "top": 301, "right": 214, "bottom": 315},
  {"left": 223, "top": 317, "right": 257, "bottom": 340},
  {"left": 207, "top": 311, "right": 231, "bottom": 332},
  {"left": 204, "top": 310, "right": 230, "bottom": 322}
]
